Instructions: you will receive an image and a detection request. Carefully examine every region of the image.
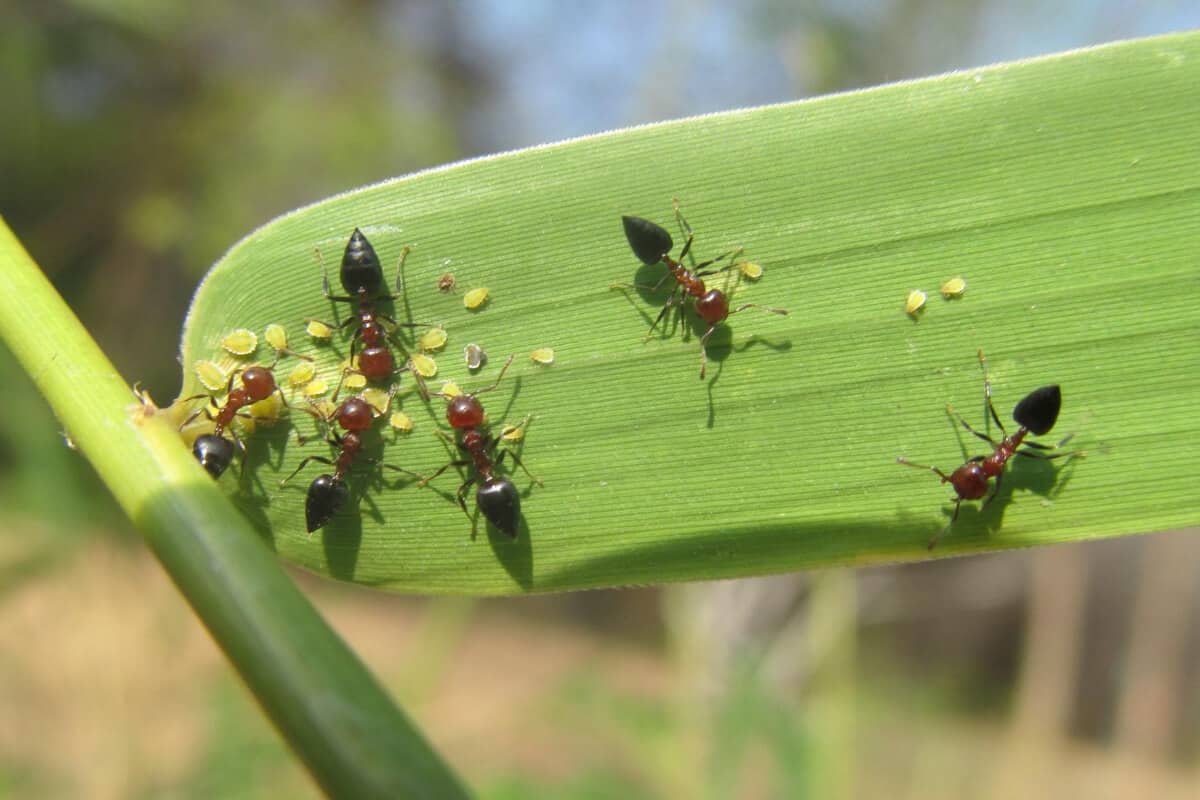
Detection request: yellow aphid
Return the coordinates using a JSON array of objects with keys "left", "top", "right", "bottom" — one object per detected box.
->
[
  {"left": 464, "top": 343, "right": 485, "bottom": 370},
  {"left": 440, "top": 381, "right": 462, "bottom": 398},
  {"left": 247, "top": 393, "right": 284, "bottom": 426},
  {"left": 264, "top": 323, "right": 290, "bottom": 352},
  {"left": 304, "top": 379, "right": 329, "bottom": 398},
  {"left": 905, "top": 289, "right": 928, "bottom": 316},
  {"left": 940, "top": 277, "right": 967, "bottom": 299},
  {"left": 419, "top": 326, "right": 448, "bottom": 352},
  {"left": 306, "top": 319, "right": 333, "bottom": 339},
  {"left": 343, "top": 372, "right": 368, "bottom": 390},
  {"left": 390, "top": 411, "right": 413, "bottom": 432},
  {"left": 529, "top": 348, "right": 555, "bottom": 365},
  {"left": 360, "top": 387, "right": 391, "bottom": 414},
  {"left": 738, "top": 260, "right": 764, "bottom": 280},
  {"left": 411, "top": 353, "right": 438, "bottom": 378},
  {"left": 314, "top": 399, "right": 337, "bottom": 420},
  {"left": 500, "top": 424, "right": 526, "bottom": 442},
  {"left": 463, "top": 287, "right": 490, "bottom": 310},
  {"left": 221, "top": 328, "right": 258, "bottom": 356},
  {"left": 287, "top": 361, "right": 316, "bottom": 387},
  {"left": 194, "top": 360, "right": 227, "bottom": 392}
]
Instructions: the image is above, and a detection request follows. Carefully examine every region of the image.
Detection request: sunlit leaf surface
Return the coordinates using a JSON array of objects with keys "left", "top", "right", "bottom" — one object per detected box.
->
[{"left": 181, "top": 34, "right": 1200, "bottom": 593}]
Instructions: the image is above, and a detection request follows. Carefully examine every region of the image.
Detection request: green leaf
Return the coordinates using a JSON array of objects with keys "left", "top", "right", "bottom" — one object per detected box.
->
[{"left": 182, "top": 33, "right": 1200, "bottom": 594}]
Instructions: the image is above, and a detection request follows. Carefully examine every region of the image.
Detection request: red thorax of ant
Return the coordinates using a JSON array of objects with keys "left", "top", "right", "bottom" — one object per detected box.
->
[
  {"left": 420, "top": 355, "right": 542, "bottom": 538},
  {"left": 898, "top": 350, "right": 1083, "bottom": 549},
  {"left": 313, "top": 228, "right": 431, "bottom": 397},
  {"left": 280, "top": 384, "right": 423, "bottom": 533},
  {"left": 182, "top": 364, "right": 288, "bottom": 479},
  {"left": 615, "top": 199, "right": 787, "bottom": 379}
]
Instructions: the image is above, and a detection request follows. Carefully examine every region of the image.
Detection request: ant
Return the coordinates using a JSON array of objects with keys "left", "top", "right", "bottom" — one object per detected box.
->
[
  {"left": 615, "top": 200, "right": 787, "bottom": 379},
  {"left": 280, "top": 387, "right": 423, "bottom": 533},
  {"left": 315, "top": 228, "right": 428, "bottom": 396},
  {"left": 420, "top": 355, "right": 542, "bottom": 538},
  {"left": 184, "top": 365, "right": 287, "bottom": 479},
  {"left": 897, "top": 350, "right": 1082, "bottom": 549}
]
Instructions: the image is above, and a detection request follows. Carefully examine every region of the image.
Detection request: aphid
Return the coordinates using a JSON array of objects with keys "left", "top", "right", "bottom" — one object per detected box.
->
[
  {"left": 315, "top": 229, "right": 427, "bottom": 395},
  {"left": 905, "top": 289, "right": 928, "bottom": 316},
  {"left": 418, "top": 326, "right": 448, "bottom": 352},
  {"left": 411, "top": 353, "right": 438, "bottom": 378},
  {"left": 306, "top": 319, "right": 334, "bottom": 340},
  {"left": 464, "top": 343, "right": 485, "bottom": 371},
  {"left": 183, "top": 365, "right": 287, "bottom": 478},
  {"left": 897, "top": 350, "right": 1082, "bottom": 549},
  {"left": 420, "top": 355, "right": 542, "bottom": 538},
  {"left": 390, "top": 411, "right": 413, "bottom": 433},
  {"left": 287, "top": 361, "right": 316, "bottom": 388},
  {"left": 280, "top": 390, "right": 423, "bottom": 533},
  {"left": 529, "top": 348, "right": 555, "bottom": 365},
  {"left": 303, "top": 379, "right": 329, "bottom": 398},
  {"left": 940, "top": 277, "right": 967, "bottom": 299},
  {"left": 264, "top": 323, "right": 314, "bottom": 362},
  {"left": 615, "top": 201, "right": 787, "bottom": 379},
  {"left": 194, "top": 360, "right": 228, "bottom": 392},
  {"left": 463, "top": 287, "right": 489, "bottom": 310},
  {"left": 221, "top": 328, "right": 259, "bottom": 356},
  {"left": 738, "top": 260, "right": 764, "bottom": 280}
]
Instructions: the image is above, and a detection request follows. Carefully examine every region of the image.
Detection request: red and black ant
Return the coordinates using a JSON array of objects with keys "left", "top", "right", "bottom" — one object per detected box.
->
[
  {"left": 615, "top": 201, "right": 787, "bottom": 379},
  {"left": 184, "top": 365, "right": 288, "bottom": 479},
  {"left": 898, "top": 351, "right": 1082, "bottom": 549},
  {"left": 280, "top": 388, "right": 424, "bottom": 533},
  {"left": 420, "top": 355, "right": 542, "bottom": 538},
  {"left": 315, "top": 228, "right": 428, "bottom": 396}
]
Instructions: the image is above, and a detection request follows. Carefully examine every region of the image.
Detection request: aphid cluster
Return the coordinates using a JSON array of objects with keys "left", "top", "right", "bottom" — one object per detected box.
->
[{"left": 179, "top": 227, "right": 542, "bottom": 538}]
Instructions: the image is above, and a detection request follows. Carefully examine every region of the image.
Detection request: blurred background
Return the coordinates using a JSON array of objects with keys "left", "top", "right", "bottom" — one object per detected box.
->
[{"left": 2, "top": 2, "right": 1198, "bottom": 797}]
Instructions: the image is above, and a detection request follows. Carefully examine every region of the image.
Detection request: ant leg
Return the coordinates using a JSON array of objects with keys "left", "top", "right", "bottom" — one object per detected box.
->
[
  {"left": 982, "top": 470, "right": 1002, "bottom": 509},
  {"left": 315, "top": 246, "right": 356, "bottom": 303},
  {"left": 697, "top": 322, "right": 719, "bottom": 380},
  {"left": 644, "top": 292, "right": 680, "bottom": 340},
  {"left": 393, "top": 244, "right": 411, "bottom": 295},
  {"left": 495, "top": 448, "right": 543, "bottom": 487},
  {"left": 472, "top": 354, "right": 516, "bottom": 396},
  {"left": 279, "top": 455, "right": 335, "bottom": 487},
  {"left": 454, "top": 477, "right": 477, "bottom": 517},
  {"left": 895, "top": 458, "right": 953, "bottom": 484},
  {"left": 927, "top": 500, "right": 961, "bottom": 550},
  {"left": 945, "top": 404, "right": 998, "bottom": 448},
  {"left": 381, "top": 463, "right": 426, "bottom": 482},
  {"left": 694, "top": 247, "right": 746, "bottom": 277},
  {"left": 728, "top": 301, "right": 788, "bottom": 318},
  {"left": 609, "top": 270, "right": 674, "bottom": 293},
  {"left": 418, "top": 457, "right": 470, "bottom": 488},
  {"left": 671, "top": 197, "right": 698, "bottom": 262},
  {"left": 976, "top": 350, "right": 1007, "bottom": 438}
]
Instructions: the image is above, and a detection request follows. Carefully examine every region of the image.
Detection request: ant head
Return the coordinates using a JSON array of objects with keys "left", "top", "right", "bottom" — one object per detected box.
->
[
  {"left": 306, "top": 474, "right": 348, "bottom": 533},
  {"left": 341, "top": 228, "right": 385, "bottom": 296},
  {"left": 1013, "top": 385, "right": 1061, "bottom": 436},
  {"left": 622, "top": 216, "right": 673, "bottom": 265},
  {"left": 240, "top": 366, "right": 277, "bottom": 402},
  {"left": 336, "top": 396, "right": 375, "bottom": 432},
  {"left": 193, "top": 434, "right": 235, "bottom": 479},
  {"left": 447, "top": 394, "right": 484, "bottom": 430},
  {"left": 476, "top": 477, "right": 520, "bottom": 538}
]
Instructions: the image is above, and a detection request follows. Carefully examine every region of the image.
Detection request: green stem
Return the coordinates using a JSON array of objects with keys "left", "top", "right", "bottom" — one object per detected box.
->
[{"left": 0, "top": 218, "right": 469, "bottom": 799}]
